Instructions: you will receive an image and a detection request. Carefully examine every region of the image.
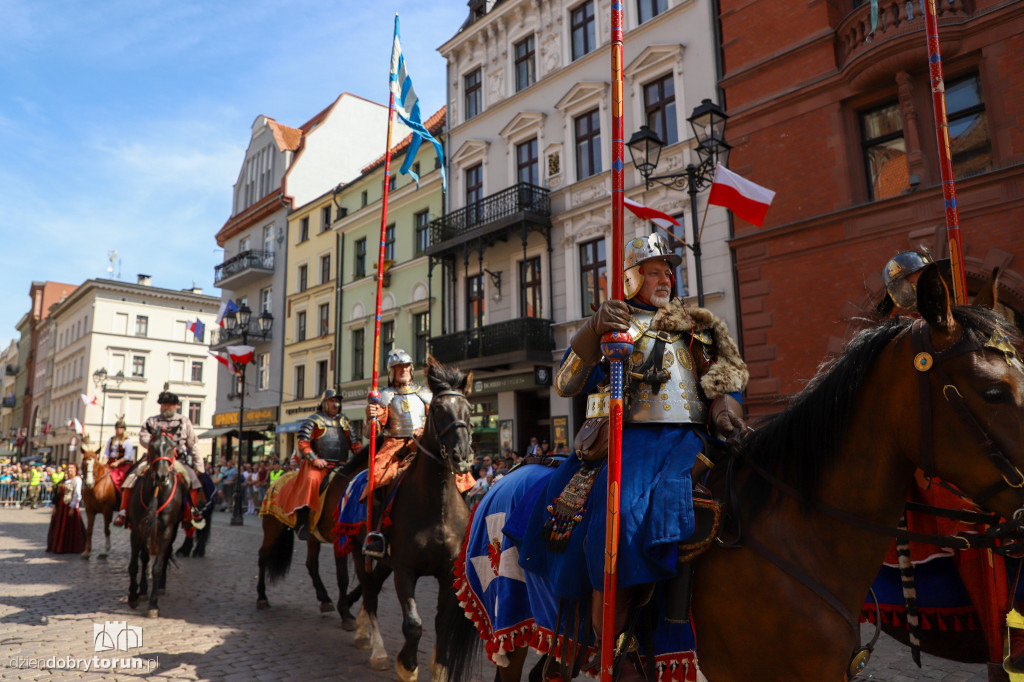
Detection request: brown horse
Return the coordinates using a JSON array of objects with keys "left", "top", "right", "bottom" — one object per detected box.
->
[
  {"left": 80, "top": 445, "right": 119, "bottom": 560},
  {"left": 349, "top": 360, "right": 478, "bottom": 682},
  {"left": 443, "top": 265, "right": 1024, "bottom": 681},
  {"left": 256, "top": 468, "right": 363, "bottom": 628}
]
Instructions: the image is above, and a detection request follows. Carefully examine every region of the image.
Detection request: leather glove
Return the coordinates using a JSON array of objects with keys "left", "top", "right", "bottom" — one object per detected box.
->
[
  {"left": 570, "top": 300, "right": 631, "bottom": 364},
  {"left": 709, "top": 395, "right": 746, "bottom": 444}
]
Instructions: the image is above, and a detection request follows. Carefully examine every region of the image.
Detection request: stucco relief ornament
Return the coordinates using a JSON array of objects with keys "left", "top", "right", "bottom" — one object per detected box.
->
[
  {"left": 542, "top": 32, "right": 561, "bottom": 71},
  {"left": 489, "top": 71, "right": 503, "bottom": 101}
]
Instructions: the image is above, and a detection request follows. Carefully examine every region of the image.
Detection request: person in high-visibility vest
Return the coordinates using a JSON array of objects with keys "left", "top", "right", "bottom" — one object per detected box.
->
[{"left": 25, "top": 464, "right": 43, "bottom": 509}]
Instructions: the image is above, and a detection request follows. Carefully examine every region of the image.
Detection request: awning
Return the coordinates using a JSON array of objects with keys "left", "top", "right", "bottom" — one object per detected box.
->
[
  {"left": 198, "top": 427, "right": 234, "bottom": 439},
  {"left": 276, "top": 420, "right": 304, "bottom": 434}
]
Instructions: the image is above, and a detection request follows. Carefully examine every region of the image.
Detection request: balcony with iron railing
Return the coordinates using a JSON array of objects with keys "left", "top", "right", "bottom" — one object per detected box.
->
[
  {"left": 426, "top": 183, "right": 551, "bottom": 259},
  {"left": 214, "top": 249, "right": 275, "bottom": 289},
  {"left": 209, "top": 323, "right": 272, "bottom": 349},
  {"left": 429, "top": 317, "right": 555, "bottom": 369},
  {"left": 2, "top": 396, "right": 15, "bottom": 408},
  {"left": 5, "top": 364, "right": 16, "bottom": 376}
]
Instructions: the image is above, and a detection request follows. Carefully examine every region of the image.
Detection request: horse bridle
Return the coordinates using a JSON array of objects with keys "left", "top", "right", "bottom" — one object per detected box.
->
[{"left": 413, "top": 390, "right": 472, "bottom": 470}]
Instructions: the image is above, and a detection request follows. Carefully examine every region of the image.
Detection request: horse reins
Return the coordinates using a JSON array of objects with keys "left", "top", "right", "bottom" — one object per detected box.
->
[
  {"left": 412, "top": 390, "right": 471, "bottom": 470},
  {"left": 140, "top": 433, "right": 181, "bottom": 514}
]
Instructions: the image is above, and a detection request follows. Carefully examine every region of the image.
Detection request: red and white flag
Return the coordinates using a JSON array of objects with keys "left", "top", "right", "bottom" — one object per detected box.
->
[
  {"left": 80, "top": 393, "right": 99, "bottom": 407},
  {"left": 227, "top": 345, "right": 255, "bottom": 366},
  {"left": 707, "top": 163, "right": 776, "bottom": 227},
  {"left": 209, "top": 351, "right": 240, "bottom": 374},
  {"left": 69, "top": 418, "right": 84, "bottom": 436},
  {"left": 623, "top": 196, "right": 681, "bottom": 231}
]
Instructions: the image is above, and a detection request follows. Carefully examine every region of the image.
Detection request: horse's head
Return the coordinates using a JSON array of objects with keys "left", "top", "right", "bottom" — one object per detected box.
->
[
  {"left": 910, "top": 263, "right": 1024, "bottom": 524},
  {"left": 80, "top": 444, "right": 101, "bottom": 488},
  {"left": 147, "top": 426, "right": 177, "bottom": 485},
  {"left": 424, "top": 359, "right": 475, "bottom": 475}
]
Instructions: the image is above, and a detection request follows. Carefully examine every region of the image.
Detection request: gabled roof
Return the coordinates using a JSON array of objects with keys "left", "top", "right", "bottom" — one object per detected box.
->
[
  {"left": 266, "top": 119, "right": 302, "bottom": 152},
  {"left": 361, "top": 106, "right": 446, "bottom": 174}
]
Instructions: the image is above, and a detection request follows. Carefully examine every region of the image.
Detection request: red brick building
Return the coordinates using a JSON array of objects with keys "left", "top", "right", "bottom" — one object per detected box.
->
[{"left": 718, "top": 0, "right": 1024, "bottom": 417}]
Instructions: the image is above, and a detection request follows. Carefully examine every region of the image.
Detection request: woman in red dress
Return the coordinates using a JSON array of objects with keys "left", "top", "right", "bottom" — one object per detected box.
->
[{"left": 46, "top": 463, "right": 86, "bottom": 554}]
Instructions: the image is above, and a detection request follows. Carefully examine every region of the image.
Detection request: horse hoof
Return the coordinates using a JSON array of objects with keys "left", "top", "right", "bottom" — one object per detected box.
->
[
  {"left": 146, "top": 609, "right": 159, "bottom": 619},
  {"left": 128, "top": 599, "right": 139, "bottom": 609},
  {"left": 396, "top": 659, "right": 418, "bottom": 682},
  {"left": 156, "top": 589, "right": 165, "bottom": 596},
  {"left": 370, "top": 655, "right": 391, "bottom": 671},
  {"left": 341, "top": 616, "right": 356, "bottom": 632},
  {"left": 354, "top": 635, "right": 371, "bottom": 650},
  {"left": 97, "top": 554, "right": 108, "bottom": 561},
  {"left": 256, "top": 600, "right": 270, "bottom": 610},
  {"left": 80, "top": 553, "right": 90, "bottom": 560}
]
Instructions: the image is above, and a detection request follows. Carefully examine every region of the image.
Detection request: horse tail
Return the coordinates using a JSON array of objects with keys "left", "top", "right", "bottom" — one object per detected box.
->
[
  {"left": 437, "top": 590, "right": 481, "bottom": 682},
  {"left": 264, "top": 521, "right": 295, "bottom": 583}
]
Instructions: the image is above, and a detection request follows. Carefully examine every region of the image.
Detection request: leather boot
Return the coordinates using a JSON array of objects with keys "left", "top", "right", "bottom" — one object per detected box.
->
[{"left": 295, "top": 507, "right": 311, "bottom": 541}]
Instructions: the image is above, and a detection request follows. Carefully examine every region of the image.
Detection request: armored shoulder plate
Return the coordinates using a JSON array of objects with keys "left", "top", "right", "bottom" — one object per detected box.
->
[
  {"left": 554, "top": 350, "right": 594, "bottom": 398},
  {"left": 382, "top": 383, "right": 429, "bottom": 438}
]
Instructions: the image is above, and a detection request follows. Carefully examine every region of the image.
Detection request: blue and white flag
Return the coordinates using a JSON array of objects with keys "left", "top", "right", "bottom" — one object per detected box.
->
[{"left": 390, "top": 15, "right": 446, "bottom": 191}]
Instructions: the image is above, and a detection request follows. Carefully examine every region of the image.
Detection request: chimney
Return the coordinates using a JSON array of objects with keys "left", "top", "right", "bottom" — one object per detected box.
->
[{"left": 137, "top": 274, "right": 152, "bottom": 286}]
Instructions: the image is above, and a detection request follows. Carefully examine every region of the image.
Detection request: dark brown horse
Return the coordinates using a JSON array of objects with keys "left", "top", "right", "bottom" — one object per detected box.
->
[
  {"left": 443, "top": 266, "right": 1024, "bottom": 681},
  {"left": 80, "top": 445, "right": 118, "bottom": 560},
  {"left": 128, "top": 431, "right": 188, "bottom": 618},
  {"left": 349, "top": 360, "right": 478, "bottom": 682},
  {"left": 256, "top": 468, "right": 363, "bottom": 628}
]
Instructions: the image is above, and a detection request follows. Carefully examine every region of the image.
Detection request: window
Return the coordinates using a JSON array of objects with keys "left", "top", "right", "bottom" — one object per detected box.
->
[
  {"left": 861, "top": 102, "right": 909, "bottom": 200},
  {"left": 263, "top": 224, "right": 274, "bottom": 253},
  {"left": 191, "top": 361, "right": 203, "bottom": 383},
  {"left": 298, "top": 264, "right": 308, "bottom": 292},
  {"left": 380, "top": 320, "right": 395, "bottom": 374},
  {"left": 299, "top": 216, "right": 309, "bottom": 243},
  {"left": 352, "top": 328, "right": 365, "bottom": 380},
  {"left": 637, "top": 0, "right": 668, "bottom": 24},
  {"left": 412, "top": 161, "right": 421, "bottom": 177},
  {"left": 131, "top": 356, "right": 146, "bottom": 378},
  {"left": 415, "top": 210, "right": 431, "bottom": 254},
  {"left": 188, "top": 402, "right": 201, "bottom": 425},
  {"left": 320, "top": 254, "right": 331, "bottom": 284},
  {"left": 466, "top": 274, "right": 485, "bottom": 329},
  {"left": 240, "top": 236, "right": 250, "bottom": 251},
  {"left": 517, "top": 138, "right": 539, "bottom": 186},
  {"left": 520, "top": 256, "right": 542, "bottom": 318},
  {"left": 514, "top": 35, "right": 536, "bottom": 92},
  {"left": 355, "top": 238, "right": 367, "bottom": 278},
  {"left": 465, "top": 68, "right": 482, "bottom": 121},
  {"left": 296, "top": 311, "right": 307, "bottom": 342},
  {"left": 644, "top": 74, "right": 677, "bottom": 145},
  {"left": 946, "top": 74, "right": 991, "bottom": 178},
  {"left": 575, "top": 108, "right": 602, "bottom": 179},
  {"left": 465, "top": 164, "right": 483, "bottom": 205},
  {"left": 580, "top": 238, "right": 607, "bottom": 317},
  {"left": 294, "top": 365, "right": 306, "bottom": 400},
  {"left": 389, "top": 174, "right": 397, "bottom": 191},
  {"left": 321, "top": 205, "right": 331, "bottom": 232},
  {"left": 385, "top": 224, "right": 396, "bottom": 261},
  {"left": 319, "top": 303, "right": 330, "bottom": 337},
  {"left": 361, "top": 190, "right": 368, "bottom": 207},
  {"left": 571, "top": 1, "right": 596, "bottom": 61},
  {"left": 135, "top": 315, "right": 148, "bottom": 337},
  {"left": 316, "top": 360, "right": 329, "bottom": 395},
  {"left": 257, "top": 353, "right": 270, "bottom": 390},
  {"left": 260, "top": 287, "right": 272, "bottom": 313},
  {"left": 414, "top": 312, "right": 430, "bottom": 366}
]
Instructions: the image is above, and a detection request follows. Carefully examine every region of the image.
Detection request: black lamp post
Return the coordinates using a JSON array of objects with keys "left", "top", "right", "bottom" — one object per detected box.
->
[
  {"left": 627, "top": 98, "right": 730, "bottom": 307},
  {"left": 223, "top": 303, "right": 273, "bottom": 526},
  {"left": 92, "top": 367, "right": 125, "bottom": 447}
]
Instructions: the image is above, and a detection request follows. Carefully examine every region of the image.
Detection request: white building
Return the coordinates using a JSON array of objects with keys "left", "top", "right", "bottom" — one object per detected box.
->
[
  {"left": 46, "top": 276, "right": 221, "bottom": 465},
  {"left": 0, "top": 340, "right": 17, "bottom": 455},
  {"left": 434, "top": 0, "right": 734, "bottom": 453}
]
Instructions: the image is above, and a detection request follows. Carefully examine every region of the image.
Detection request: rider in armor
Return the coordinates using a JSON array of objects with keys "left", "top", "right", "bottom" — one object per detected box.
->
[
  {"left": 113, "top": 392, "right": 206, "bottom": 528},
  {"left": 281, "top": 389, "right": 362, "bottom": 541},
  {"left": 365, "top": 349, "right": 432, "bottom": 488},
  {"left": 102, "top": 416, "right": 135, "bottom": 491},
  {"left": 514, "top": 234, "right": 749, "bottom": 651},
  {"left": 878, "top": 250, "right": 933, "bottom": 315}
]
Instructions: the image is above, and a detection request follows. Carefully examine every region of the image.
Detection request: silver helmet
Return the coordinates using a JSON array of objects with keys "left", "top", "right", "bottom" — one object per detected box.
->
[
  {"left": 624, "top": 234, "right": 682, "bottom": 300},
  {"left": 883, "top": 251, "right": 932, "bottom": 310},
  {"left": 386, "top": 348, "right": 414, "bottom": 370}
]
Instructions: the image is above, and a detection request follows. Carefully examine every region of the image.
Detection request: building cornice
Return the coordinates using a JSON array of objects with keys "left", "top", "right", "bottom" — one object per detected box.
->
[{"left": 215, "top": 190, "right": 290, "bottom": 246}]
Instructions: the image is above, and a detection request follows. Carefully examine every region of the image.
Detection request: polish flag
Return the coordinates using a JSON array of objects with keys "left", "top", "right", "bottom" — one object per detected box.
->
[
  {"left": 216, "top": 299, "right": 239, "bottom": 327},
  {"left": 69, "top": 418, "right": 84, "bottom": 435},
  {"left": 623, "top": 196, "right": 681, "bottom": 231},
  {"left": 707, "top": 163, "right": 776, "bottom": 227},
  {"left": 227, "top": 345, "right": 255, "bottom": 366},
  {"left": 209, "top": 351, "right": 240, "bottom": 374},
  {"left": 80, "top": 394, "right": 99, "bottom": 407}
]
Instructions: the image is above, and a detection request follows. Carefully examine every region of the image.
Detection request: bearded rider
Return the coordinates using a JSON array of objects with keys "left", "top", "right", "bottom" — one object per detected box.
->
[
  {"left": 113, "top": 392, "right": 206, "bottom": 528},
  {"left": 513, "top": 233, "right": 749, "bottom": 652},
  {"left": 280, "top": 389, "right": 362, "bottom": 541},
  {"left": 102, "top": 416, "right": 135, "bottom": 491}
]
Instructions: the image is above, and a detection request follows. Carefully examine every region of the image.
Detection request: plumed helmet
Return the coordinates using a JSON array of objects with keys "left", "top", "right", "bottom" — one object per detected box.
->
[
  {"left": 883, "top": 251, "right": 932, "bottom": 310},
  {"left": 386, "top": 349, "right": 414, "bottom": 371},
  {"left": 157, "top": 391, "right": 180, "bottom": 405},
  {"left": 624, "top": 234, "right": 682, "bottom": 300},
  {"left": 114, "top": 416, "right": 127, "bottom": 429},
  {"left": 319, "top": 389, "right": 340, "bottom": 409}
]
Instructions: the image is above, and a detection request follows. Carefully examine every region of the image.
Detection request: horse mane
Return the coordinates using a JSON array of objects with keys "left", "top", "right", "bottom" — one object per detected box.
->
[
  {"left": 426, "top": 359, "right": 468, "bottom": 396},
  {"left": 737, "top": 306, "right": 1021, "bottom": 518}
]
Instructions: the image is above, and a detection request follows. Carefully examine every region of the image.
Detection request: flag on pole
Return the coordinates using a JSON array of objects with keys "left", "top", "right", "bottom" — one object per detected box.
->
[
  {"left": 623, "top": 196, "right": 681, "bottom": 231},
  {"left": 390, "top": 15, "right": 446, "bottom": 190},
  {"left": 216, "top": 299, "right": 239, "bottom": 327},
  {"left": 227, "top": 345, "right": 255, "bottom": 366},
  {"left": 69, "top": 418, "right": 84, "bottom": 436},
  {"left": 190, "top": 318, "right": 206, "bottom": 340},
  {"left": 80, "top": 394, "right": 99, "bottom": 407},
  {"left": 209, "top": 351, "right": 240, "bottom": 374},
  {"left": 707, "top": 163, "right": 776, "bottom": 227}
]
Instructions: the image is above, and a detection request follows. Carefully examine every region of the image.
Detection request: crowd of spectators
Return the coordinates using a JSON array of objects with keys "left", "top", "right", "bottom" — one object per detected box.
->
[
  {"left": 465, "top": 436, "right": 569, "bottom": 505},
  {"left": 0, "top": 461, "right": 66, "bottom": 508}
]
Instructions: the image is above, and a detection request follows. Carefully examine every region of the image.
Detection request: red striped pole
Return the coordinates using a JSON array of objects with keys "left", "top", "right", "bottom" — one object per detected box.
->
[{"left": 599, "top": 1, "right": 631, "bottom": 680}]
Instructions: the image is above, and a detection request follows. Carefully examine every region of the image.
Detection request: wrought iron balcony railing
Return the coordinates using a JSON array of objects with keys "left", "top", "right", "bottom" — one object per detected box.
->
[
  {"left": 429, "top": 317, "right": 554, "bottom": 364},
  {"left": 1, "top": 396, "right": 15, "bottom": 408},
  {"left": 214, "top": 249, "right": 275, "bottom": 285},
  {"left": 210, "top": 324, "right": 272, "bottom": 346},
  {"left": 427, "top": 183, "right": 550, "bottom": 253}
]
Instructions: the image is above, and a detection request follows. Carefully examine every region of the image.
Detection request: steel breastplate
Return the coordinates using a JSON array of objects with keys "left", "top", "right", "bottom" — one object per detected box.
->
[
  {"left": 624, "top": 308, "right": 708, "bottom": 424},
  {"left": 381, "top": 383, "right": 431, "bottom": 438},
  {"left": 311, "top": 420, "right": 347, "bottom": 462}
]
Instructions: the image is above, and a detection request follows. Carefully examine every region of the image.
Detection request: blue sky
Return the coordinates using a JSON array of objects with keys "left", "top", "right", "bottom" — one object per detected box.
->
[{"left": 0, "top": 0, "right": 464, "bottom": 344}]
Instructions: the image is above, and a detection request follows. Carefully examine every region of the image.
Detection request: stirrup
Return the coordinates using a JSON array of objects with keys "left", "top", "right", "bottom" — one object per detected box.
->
[
  {"left": 113, "top": 512, "right": 126, "bottom": 527},
  {"left": 362, "top": 531, "right": 387, "bottom": 559},
  {"left": 191, "top": 510, "right": 206, "bottom": 530}
]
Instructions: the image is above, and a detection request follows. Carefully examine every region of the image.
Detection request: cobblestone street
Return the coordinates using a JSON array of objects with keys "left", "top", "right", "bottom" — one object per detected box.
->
[{"left": 0, "top": 506, "right": 995, "bottom": 681}]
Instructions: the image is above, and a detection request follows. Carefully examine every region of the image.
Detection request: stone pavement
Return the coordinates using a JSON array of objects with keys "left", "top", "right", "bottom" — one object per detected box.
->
[{"left": 0, "top": 506, "right": 996, "bottom": 681}]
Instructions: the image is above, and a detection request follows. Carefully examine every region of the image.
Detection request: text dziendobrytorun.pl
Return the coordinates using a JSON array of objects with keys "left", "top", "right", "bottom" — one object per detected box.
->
[{"left": 7, "top": 655, "right": 159, "bottom": 672}]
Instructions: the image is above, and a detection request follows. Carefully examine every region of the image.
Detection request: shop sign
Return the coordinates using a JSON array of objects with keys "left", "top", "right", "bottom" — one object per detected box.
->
[
  {"left": 340, "top": 383, "right": 371, "bottom": 401},
  {"left": 471, "top": 372, "right": 536, "bottom": 396},
  {"left": 213, "top": 406, "right": 279, "bottom": 427}
]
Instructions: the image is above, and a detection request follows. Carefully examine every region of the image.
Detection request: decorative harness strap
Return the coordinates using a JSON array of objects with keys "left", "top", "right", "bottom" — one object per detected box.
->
[{"left": 141, "top": 429, "right": 181, "bottom": 514}]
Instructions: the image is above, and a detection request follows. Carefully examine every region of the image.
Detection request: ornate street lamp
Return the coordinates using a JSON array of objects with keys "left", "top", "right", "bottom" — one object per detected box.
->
[
  {"left": 92, "top": 367, "right": 125, "bottom": 447},
  {"left": 627, "top": 98, "right": 730, "bottom": 307}
]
